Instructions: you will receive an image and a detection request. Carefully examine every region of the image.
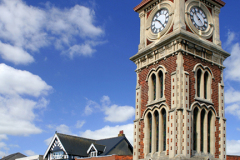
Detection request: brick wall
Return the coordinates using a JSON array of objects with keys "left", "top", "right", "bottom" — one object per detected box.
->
[
  {"left": 183, "top": 53, "right": 222, "bottom": 158},
  {"left": 227, "top": 155, "right": 240, "bottom": 160},
  {"left": 75, "top": 155, "right": 133, "bottom": 160},
  {"left": 138, "top": 55, "right": 177, "bottom": 159}
]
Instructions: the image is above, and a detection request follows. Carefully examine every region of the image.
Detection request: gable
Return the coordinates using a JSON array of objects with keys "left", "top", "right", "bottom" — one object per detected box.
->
[{"left": 107, "top": 139, "right": 133, "bottom": 156}]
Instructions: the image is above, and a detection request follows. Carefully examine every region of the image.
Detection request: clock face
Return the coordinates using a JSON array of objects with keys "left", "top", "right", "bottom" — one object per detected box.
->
[
  {"left": 190, "top": 7, "right": 208, "bottom": 31},
  {"left": 151, "top": 9, "right": 169, "bottom": 34}
]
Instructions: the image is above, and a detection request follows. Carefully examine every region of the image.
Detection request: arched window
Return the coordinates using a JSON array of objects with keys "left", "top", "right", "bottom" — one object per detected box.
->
[
  {"left": 208, "top": 111, "right": 212, "bottom": 153},
  {"left": 152, "top": 74, "right": 156, "bottom": 100},
  {"left": 193, "top": 107, "right": 199, "bottom": 151},
  {"left": 200, "top": 110, "right": 206, "bottom": 152},
  {"left": 197, "top": 69, "right": 202, "bottom": 97},
  {"left": 148, "top": 113, "right": 152, "bottom": 153},
  {"left": 159, "top": 71, "right": 163, "bottom": 98},
  {"left": 204, "top": 72, "right": 209, "bottom": 99},
  {"left": 154, "top": 111, "right": 159, "bottom": 152},
  {"left": 162, "top": 109, "right": 166, "bottom": 151}
]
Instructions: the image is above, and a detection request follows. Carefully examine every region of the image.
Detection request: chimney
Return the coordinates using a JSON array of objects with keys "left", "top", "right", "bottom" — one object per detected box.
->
[{"left": 118, "top": 130, "right": 125, "bottom": 137}]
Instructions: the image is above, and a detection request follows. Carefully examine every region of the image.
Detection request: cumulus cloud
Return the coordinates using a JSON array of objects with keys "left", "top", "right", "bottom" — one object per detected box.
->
[
  {"left": 0, "top": 63, "right": 52, "bottom": 97},
  {"left": 84, "top": 96, "right": 135, "bottom": 123},
  {"left": 44, "top": 137, "right": 53, "bottom": 146},
  {"left": 224, "top": 43, "right": 240, "bottom": 82},
  {"left": 0, "top": 0, "right": 104, "bottom": 64},
  {"left": 0, "top": 64, "right": 52, "bottom": 136},
  {"left": 225, "top": 30, "right": 236, "bottom": 47},
  {"left": 56, "top": 124, "right": 72, "bottom": 135},
  {"left": 80, "top": 124, "right": 133, "bottom": 144},
  {"left": 227, "top": 140, "right": 240, "bottom": 155},
  {"left": 25, "top": 150, "right": 36, "bottom": 156},
  {"left": 225, "top": 104, "right": 240, "bottom": 119},
  {"left": 225, "top": 88, "right": 240, "bottom": 104}
]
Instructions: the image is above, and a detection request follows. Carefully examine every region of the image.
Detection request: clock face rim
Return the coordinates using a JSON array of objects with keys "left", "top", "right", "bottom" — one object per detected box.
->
[
  {"left": 190, "top": 6, "right": 208, "bottom": 31},
  {"left": 151, "top": 8, "right": 169, "bottom": 34}
]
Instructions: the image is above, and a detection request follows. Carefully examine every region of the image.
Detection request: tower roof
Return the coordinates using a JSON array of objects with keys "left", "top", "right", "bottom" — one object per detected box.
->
[{"left": 133, "top": 0, "right": 226, "bottom": 12}]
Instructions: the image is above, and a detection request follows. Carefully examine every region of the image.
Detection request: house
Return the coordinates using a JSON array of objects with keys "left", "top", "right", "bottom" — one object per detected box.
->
[
  {"left": 43, "top": 130, "right": 132, "bottom": 160},
  {"left": 0, "top": 152, "right": 26, "bottom": 160}
]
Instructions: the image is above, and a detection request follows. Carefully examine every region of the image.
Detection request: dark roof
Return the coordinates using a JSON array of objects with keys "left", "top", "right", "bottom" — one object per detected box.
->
[
  {"left": 0, "top": 152, "right": 26, "bottom": 160},
  {"left": 134, "top": 0, "right": 225, "bottom": 12},
  {"left": 92, "top": 143, "right": 105, "bottom": 152},
  {"left": 45, "top": 133, "right": 132, "bottom": 158},
  {"left": 96, "top": 136, "right": 125, "bottom": 155},
  {"left": 57, "top": 133, "right": 95, "bottom": 157}
]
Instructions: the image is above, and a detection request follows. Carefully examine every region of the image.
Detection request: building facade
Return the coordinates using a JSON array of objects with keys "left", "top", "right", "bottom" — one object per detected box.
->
[{"left": 130, "top": 0, "right": 230, "bottom": 159}]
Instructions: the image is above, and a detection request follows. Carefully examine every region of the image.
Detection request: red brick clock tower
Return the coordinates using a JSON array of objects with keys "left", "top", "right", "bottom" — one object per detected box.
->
[{"left": 130, "top": 0, "right": 230, "bottom": 159}]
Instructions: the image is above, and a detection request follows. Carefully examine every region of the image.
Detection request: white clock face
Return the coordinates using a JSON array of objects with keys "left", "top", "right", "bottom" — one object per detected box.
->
[
  {"left": 190, "top": 7, "right": 208, "bottom": 31},
  {"left": 151, "top": 9, "right": 169, "bottom": 34}
]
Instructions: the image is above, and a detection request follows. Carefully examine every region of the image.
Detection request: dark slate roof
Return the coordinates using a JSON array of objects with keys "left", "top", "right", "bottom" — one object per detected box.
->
[
  {"left": 0, "top": 152, "right": 26, "bottom": 160},
  {"left": 57, "top": 133, "right": 95, "bottom": 157},
  {"left": 92, "top": 144, "right": 105, "bottom": 152},
  {"left": 96, "top": 136, "right": 125, "bottom": 155}
]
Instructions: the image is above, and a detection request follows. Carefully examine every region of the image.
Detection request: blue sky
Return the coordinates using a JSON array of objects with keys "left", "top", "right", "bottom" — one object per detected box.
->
[{"left": 0, "top": 0, "right": 239, "bottom": 157}]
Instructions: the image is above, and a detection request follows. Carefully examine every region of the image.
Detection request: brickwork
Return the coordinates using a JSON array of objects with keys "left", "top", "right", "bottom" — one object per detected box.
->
[
  {"left": 227, "top": 155, "right": 240, "bottom": 160},
  {"left": 138, "top": 56, "right": 177, "bottom": 159},
  {"left": 75, "top": 155, "right": 133, "bottom": 160}
]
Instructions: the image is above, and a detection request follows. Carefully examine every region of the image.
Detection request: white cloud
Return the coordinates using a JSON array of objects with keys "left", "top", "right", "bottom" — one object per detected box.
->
[
  {"left": 0, "top": 135, "right": 7, "bottom": 141},
  {"left": 84, "top": 96, "right": 135, "bottom": 122},
  {"left": 225, "top": 30, "right": 236, "bottom": 47},
  {"left": 75, "top": 120, "right": 85, "bottom": 129},
  {"left": 0, "top": 42, "right": 34, "bottom": 65},
  {"left": 0, "top": 0, "right": 104, "bottom": 64},
  {"left": 0, "top": 64, "right": 52, "bottom": 136},
  {"left": 56, "top": 124, "right": 72, "bottom": 135},
  {"left": 225, "top": 88, "right": 240, "bottom": 104},
  {"left": 0, "top": 151, "right": 6, "bottom": 158},
  {"left": 237, "top": 128, "right": 240, "bottom": 131},
  {"left": 224, "top": 43, "right": 240, "bottom": 82},
  {"left": 25, "top": 150, "right": 36, "bottom": 156},
  {"left": 80, "top": 124, "right": 133, "bottom": 144},
  {"left": 227, "top": 140, "right": 240, "bottom": 155},
  {"left": 104, "top": 104, "right": 135, "bottom": 123},
  {"left": 0, "top": 63, "right": 52, "bottom": 97},
  {"left": 225, "top": 104, "right": 240, "bottom": 119}
]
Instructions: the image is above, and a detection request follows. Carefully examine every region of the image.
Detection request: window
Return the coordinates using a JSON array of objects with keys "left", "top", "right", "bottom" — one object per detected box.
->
[
  {"left": 162, "top": 109, "right": 166, "bottom": 151},
  {"left": 155, "top": 111, "right": 159, "bottom": 152},
  {"left": 197, "top": 69, "right": 202, "bottom": 97},
  {"left": 52, "top": 151, "right": 64, "bottom": 159},
  {"left": 148, "top": 113, "right": 152, "bottom": 153},
  {"left": 200, "top": 110, "right": 206, "bottom": 152},
  {"left": 204, "top": 72, "right": 209, "bottom": 99},
  {"left": 208, "top": 111, "right": 212, "bottom": 153},
  {"left": 159, "top": 71, "right": 163, "bottom": 98},
  {"left": 193, "top": 107, "right": 198, "bottom": 151},
  {"left": 90, "top": 151, "right": 97, "bottom": 157},
  {"left": 152, "top": 74, "right": 156, "bottom": 100}
]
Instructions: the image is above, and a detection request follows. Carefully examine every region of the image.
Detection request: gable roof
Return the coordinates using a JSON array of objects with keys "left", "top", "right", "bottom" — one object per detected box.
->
[
  {"left": 0, "top": 152, "right": 26, "bottom": 160},
  {"left": 44, "top": 132, "right": 133, "bottom": 158},
  {"left": 57, "top": 133, "right": 96, "bottom": 157}
]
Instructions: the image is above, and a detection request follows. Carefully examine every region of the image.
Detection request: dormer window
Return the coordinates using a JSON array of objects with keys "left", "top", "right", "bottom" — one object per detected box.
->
[{"left": 90, "top": 151, "right": 97, "bottom": 157}]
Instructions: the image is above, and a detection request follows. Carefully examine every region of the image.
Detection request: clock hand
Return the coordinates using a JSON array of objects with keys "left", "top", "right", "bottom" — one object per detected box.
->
[
  {"left": 195, "top": 13, "right": 203, "bottom": 24},
  {"left": 155, "top": 19, "right": 164, "bottom": 27}
]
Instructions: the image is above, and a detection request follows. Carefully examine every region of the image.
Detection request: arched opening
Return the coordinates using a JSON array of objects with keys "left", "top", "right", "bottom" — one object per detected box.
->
[
  {"left": 204, "top": 72, "right": 209, "bottom": 99},
  {"left": 200, "top": 109, "right": 206, "bottom": 152},
  {"left": 159, "top": 71, "right": 163, "bottom": 98},
  {"left": 161, "top": 108, "right": 166, "bottom": 151},
  {"left": 151, "top": 74, "right": 156, "bottom": 100},
  {"left": 148, "top": 113, "right": 152, "bottom": 153},
  {"left": 193, "top": 107, "right": 199, "bottom": 151},
  {"left": 208, "top": 111, "right": 212, "bottom": 153},
  {"left": 154, "top": 111, "right": 159, "bottom": 152},
  {"left": 197, "top": 69, "right": 202, "bottom": 97}
]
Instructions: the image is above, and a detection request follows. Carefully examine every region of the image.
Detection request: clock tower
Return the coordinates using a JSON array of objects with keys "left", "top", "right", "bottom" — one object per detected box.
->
[{"left": 130, "top": 0, "right": 230, "bottom": 159}]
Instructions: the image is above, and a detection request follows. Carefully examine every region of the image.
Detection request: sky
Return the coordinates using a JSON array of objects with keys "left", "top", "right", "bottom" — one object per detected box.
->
[{"left": 0, "top": 0, "right": 239, "bottom": 157}]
